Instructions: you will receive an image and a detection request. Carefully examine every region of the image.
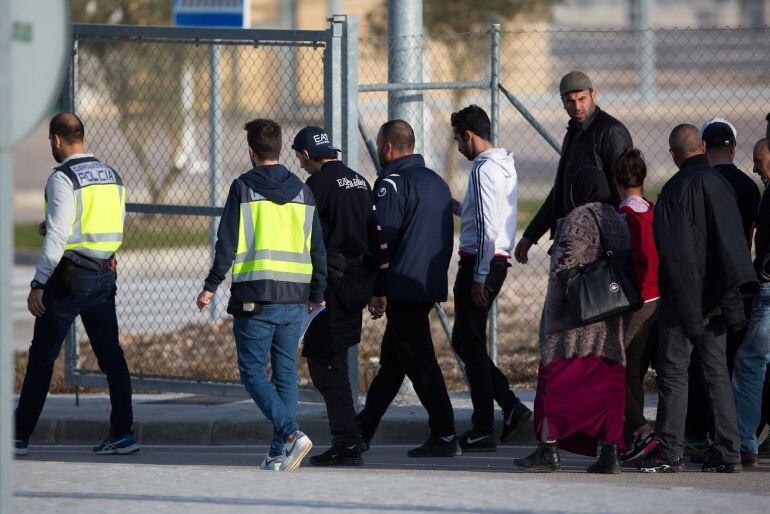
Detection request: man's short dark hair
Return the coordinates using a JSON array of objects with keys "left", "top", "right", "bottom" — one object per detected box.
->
[
  {"left": 309, "top": 151, "right": 338, "bottom": 162},
  {"left": 451, "top": 105, "right": 491, "bottom": 142},
  {"left": 669, "top": 124, "right": 702, "bottom": 155},
  {"left": 244, "top": 119, "right": 282, "bottom": 160},
  {"left": 379, "top": 120, "right": 415, "bottom": 151},
  {"left": 49, "top": 112, "right": 84, "bottom": 144}
]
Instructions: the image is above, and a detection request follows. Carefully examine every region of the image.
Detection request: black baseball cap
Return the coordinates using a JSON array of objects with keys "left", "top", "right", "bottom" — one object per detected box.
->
[
  {"left": 291, "top": 126, "right": 340, "bottom": 158},
  {"left": 701, "top": 118, "right": 736, "bottom": 148}
]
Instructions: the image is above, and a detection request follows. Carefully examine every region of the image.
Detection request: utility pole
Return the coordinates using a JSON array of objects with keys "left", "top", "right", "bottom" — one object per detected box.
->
[
  {"left": 387, "top": 0, "right": 424, "bottom": 154},
  {"left": 630, "top": 0, "right": 655, "bottom": 103}
]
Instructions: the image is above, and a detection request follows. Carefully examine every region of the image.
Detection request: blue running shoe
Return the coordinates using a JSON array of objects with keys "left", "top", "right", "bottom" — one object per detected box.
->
[
  {"left": 93, "top": 433, "right": 140, "bottom": 455},
  {"left": 15, "top": 440, "right": 29, "bottom": 456}
]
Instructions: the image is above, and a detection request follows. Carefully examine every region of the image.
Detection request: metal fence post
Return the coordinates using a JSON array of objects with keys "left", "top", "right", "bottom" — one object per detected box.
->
[
  {"left": 209, "top": 43, "right": 221, "bottom": 320},
  {"left": 63, "top": 36, "right": 81, "bottom": 389},
  {"left": 343, "top": 14, "right": 361, "bottom": 408},
  {"left": 387, "top": 0, "right": 424, "bottom": 154},
  {"left": 324, "top": 17, "right": 343, "bottom": 161},
  {"left": 634, "top": 0, "right": 655, "bottom": 102},
  {"left": 488, "top": 24, "right": 501, "bottom": 365}
]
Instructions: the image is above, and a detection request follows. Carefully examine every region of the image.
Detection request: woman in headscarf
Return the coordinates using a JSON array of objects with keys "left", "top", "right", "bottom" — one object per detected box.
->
[{"left": 515, "top": 166, "right": 630, "bottom": 474}]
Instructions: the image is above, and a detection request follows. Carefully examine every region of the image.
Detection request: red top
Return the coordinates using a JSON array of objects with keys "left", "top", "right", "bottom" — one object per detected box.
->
[{"left": 619, "top": 199, "right": 660, "bottom": 301}]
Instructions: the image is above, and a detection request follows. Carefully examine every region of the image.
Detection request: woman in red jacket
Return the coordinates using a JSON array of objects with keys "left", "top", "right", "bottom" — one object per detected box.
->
[{"left": 614, "top": 148, "right": 660, "bottom": 464}]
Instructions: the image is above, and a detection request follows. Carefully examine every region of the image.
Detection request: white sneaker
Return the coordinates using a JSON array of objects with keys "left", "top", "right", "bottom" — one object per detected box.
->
[
  {"left": 280, "top": 431, "right": 313, "bottom": 472},
  {"left": 260, "top": 453, "right": 284, "bottom": 471}
]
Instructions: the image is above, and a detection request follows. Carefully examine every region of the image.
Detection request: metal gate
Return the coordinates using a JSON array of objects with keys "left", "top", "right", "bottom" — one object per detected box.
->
[{"left": 63, "top": 17, "right": 358, "bottom": 399}]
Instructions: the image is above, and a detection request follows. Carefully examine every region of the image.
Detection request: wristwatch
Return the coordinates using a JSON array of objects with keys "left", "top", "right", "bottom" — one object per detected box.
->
[{"left": 30, "top": 279, "right": 45, "bottom": 290}]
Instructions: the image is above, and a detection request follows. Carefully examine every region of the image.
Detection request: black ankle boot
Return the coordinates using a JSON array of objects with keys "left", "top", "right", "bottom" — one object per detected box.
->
[
  {"left": 588, "top": 443, "right": 621, "bottom": 474},
  {"left": 514, "top": 442, "right": 560, "bottom": 472}
]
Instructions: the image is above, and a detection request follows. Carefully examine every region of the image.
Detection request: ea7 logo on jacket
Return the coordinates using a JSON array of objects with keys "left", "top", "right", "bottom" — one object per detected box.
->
[{"left": 336, "top": 177, "right": 368, "bottom": 190}]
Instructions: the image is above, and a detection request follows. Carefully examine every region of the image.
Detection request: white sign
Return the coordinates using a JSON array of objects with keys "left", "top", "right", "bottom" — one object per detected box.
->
[{"left": 1, "top": 0, "right": 70, "bottom": 149}]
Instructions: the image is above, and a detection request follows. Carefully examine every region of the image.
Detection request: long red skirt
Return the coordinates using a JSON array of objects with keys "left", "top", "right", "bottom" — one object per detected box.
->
[{"left": 534, "top": 355, "right": 626, "bottom": 456}]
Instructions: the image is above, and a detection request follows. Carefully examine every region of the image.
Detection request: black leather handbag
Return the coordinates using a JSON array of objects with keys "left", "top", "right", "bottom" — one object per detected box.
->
[{"left": 557, "top": 207, "right": 643, "bottom": 324}]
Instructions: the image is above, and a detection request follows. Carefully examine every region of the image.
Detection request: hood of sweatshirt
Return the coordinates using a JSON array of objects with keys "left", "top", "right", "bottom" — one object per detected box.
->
[
  {"left": 238, "top": 164, "right": 304, "bottom": 205},
  {"left": 476, "top": 148, "right": 515, "bottom": 177}
]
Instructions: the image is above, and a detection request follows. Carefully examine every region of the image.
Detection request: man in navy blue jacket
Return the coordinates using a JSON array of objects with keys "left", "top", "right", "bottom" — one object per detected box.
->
[{"left": 358, "top": 120, "right": 459, "bottom": 457}]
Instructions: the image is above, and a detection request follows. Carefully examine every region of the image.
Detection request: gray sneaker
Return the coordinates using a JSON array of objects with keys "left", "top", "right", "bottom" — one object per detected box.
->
[
  {"left": 260, "top": 453, "right": 284, "bottom": 471},
  {"left": 280, "top": 431, "right": 313, "bottom": 472}
]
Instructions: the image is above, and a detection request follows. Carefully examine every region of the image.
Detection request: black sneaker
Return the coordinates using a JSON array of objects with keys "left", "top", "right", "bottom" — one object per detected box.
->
[
  {"left": 636, "top": 449, "right": 686, "bottom": 473},
  {"left": 407, "top": 435, "right": 461, "bottom": 457},
  {"left": 621, "top": 430, "right": 659, "bottom": 464},
  {"left": 360, "top": 436, "right": 371, "bottom": 454},
  {"left": 501, "top": 402, "right": 532, "bottom": 444},
  {"left": 701, "top": 449, "right": 742, "bottom": 473},
  {"left": 459, "top": 430, "right": 497, "bottom": 452},
  {"left": 514, "top": 442, "right": 560, "bottom": 472},
  {"left": 309, "top": 441, "right": 363, "bottom": 467}
]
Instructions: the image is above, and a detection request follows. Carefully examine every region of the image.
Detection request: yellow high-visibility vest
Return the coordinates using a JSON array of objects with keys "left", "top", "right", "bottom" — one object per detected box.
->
[
  {"left": 232, "top": 187, "right": 314, "bottom": 284},
  {"left": 48, "top": 156, "right": 125, "bottom": 261}
]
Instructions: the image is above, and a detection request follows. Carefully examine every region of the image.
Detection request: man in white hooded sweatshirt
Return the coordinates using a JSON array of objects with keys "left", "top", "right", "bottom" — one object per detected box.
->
[{"left": 450, "top": 105, "right": 532, "bottom": 452}]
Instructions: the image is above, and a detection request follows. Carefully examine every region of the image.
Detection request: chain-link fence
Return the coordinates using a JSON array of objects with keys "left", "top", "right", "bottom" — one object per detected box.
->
[
  {"left": 65, "top": 22, "right": 770, "bottom": 402},
  {"left": 64, "top": 23, "right": 348, "bottom": 397}
]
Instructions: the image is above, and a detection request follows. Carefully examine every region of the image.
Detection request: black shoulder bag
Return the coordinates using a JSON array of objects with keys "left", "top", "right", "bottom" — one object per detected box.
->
[{"left": 556, "top": 207, "right": 643, "bottom": 324}]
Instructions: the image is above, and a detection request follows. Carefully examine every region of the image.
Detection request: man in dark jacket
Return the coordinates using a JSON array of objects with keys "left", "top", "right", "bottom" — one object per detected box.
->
[
  {"left": 514, "top": 71, "right": 632, "bottom": 263},
  {"left": 196, "top": 119, "right": 326, "bottom": 472},
  {"left": 358, "top": 120, "right": 459, "bottom": 458},
  {"left": 636, "top": 124, "right": 758, "bottom": 474},
  {"left": 684, "top": 119, "right": 761, "bottom": 458},
  {"left": 291, "top": 126, "right": 387, "bottom": 466}
]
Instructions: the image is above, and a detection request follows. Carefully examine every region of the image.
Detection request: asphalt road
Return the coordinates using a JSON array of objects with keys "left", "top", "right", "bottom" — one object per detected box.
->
[{"left": 12, "top": 445, "right": 770, "bottom": 513}]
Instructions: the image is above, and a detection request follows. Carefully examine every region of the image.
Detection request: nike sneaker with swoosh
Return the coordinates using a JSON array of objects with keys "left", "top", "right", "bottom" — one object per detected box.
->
[
  {"left": 260, "top": 453, "right": 284, "bottom": 471},
  {"left": 459, "top": 430, "right": 497, "bottom": 452},
  {"left": 501, "top": 401, "right": 532, "bottom": 444},
  {"left": 407, "top": 435, "right": 461, "bottom": 457},
  {"left": 280, "top": 430, "right": 313, "bottom": 472}
]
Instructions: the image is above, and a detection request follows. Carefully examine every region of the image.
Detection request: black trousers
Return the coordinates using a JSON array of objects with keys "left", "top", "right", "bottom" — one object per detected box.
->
[
  {"left": 655, "top": 323, "right": 740, "bottom": 463},
  {"left": 307, "top": 348, "right": 360, "bottom": 446},
  {"left": 451, "top": 257, "right": 518, "bottom": 434},
  {"left": 359, "top": 301, "right": 455, "bottom": 439},
  {"left": 16, "top": 266, "right": 133, "bottom": 441},
  {"left": 623, "top": 300, "right": 658, "bottom": 438},
  {"left": 685, "top": 318, "right": 747, "bottom": 441}
]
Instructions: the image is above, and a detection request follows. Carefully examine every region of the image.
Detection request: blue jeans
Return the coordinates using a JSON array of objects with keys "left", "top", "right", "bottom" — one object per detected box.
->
[
  {"left": 233, "top": 304, "right": 303, "bottom": 454},
  {"left": 16, "top": 265, "right": 133, "bottom": 440},
  {"left": 732, "top": 283, "right": 770, "bottom": 454}
]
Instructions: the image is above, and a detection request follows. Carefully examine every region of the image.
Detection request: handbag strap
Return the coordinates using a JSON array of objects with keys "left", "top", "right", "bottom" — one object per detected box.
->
[{"left": 585, "top": 205, "right": 610, "bottom": 255}]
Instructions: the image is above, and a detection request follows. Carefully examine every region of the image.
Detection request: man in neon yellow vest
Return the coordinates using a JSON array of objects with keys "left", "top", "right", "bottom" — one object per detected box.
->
[
  {"left": 197, "top": 118, "right": 327, "bottom": 472},
  {"left": 16, "top": 112, "right": 136, "bottom": 456}
]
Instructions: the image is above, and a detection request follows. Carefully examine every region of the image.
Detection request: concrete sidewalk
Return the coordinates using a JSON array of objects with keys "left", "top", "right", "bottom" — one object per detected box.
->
[{"left": 21, "top": 392, "right": 660, "bottom": 446}]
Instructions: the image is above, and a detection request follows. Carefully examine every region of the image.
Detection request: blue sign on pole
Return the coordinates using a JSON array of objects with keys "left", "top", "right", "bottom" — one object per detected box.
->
[{"left": 172, "top": 0, "right": 249, "bottom": 28}]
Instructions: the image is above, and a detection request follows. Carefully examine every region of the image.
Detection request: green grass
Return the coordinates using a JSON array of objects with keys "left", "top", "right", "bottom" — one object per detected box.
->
[{"left": 14, "top": 222, "right": 210, "bottom": 251}]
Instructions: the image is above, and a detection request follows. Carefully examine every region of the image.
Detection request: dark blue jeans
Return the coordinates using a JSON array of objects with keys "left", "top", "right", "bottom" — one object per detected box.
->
[
  {"left": 233, "top": 304, "right": 303, "bottom": 455},
  {"left": 15, "top": 265, "right": 133, "bottom": 441}
]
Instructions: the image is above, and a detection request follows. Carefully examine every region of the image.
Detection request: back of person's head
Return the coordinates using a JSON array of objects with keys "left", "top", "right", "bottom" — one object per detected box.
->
[
  {"left": 614, "top": 148, "right": 647, "bottom": 189},
  {"left": 244, "top": 118, "right": 282, "bottom": 161},
  {"left": 379, "top": 119, "right": 415, "bottom": 152},
  {"left": 669, "top": 124, "right": 703, "bottom": 156},
  {"left": 49, "top": 112, "right": 84, "bottom": 144},
  {"left": 450, "top": 105, "right": 491, "bottom": 142},
  {"left": 570, "top": 166, "right": 612, "bottom": 209}
]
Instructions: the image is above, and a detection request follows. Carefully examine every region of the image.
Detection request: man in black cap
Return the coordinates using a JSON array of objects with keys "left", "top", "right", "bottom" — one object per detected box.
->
[
  {"left": 514, "top": 70, "right": 633, "bottom": 263},
  {"left": 683, "top": 118, "right": 762, "bottom": 463},
  {"left": 292, "top": 126, "right": 387, "bottom": 466}
]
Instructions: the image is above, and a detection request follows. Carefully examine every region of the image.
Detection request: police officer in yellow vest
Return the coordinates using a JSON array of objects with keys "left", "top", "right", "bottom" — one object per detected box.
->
[
  {"left": 196, "top": 118, "right": 327, "bottom": 472},
  {"left": 15, "top": 113, "right": 137, "bottom": 456}
]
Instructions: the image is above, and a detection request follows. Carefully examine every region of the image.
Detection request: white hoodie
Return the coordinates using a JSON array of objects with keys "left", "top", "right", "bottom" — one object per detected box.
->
[{"left": 458, "top": 147, "right": 518, "bottom": 282}]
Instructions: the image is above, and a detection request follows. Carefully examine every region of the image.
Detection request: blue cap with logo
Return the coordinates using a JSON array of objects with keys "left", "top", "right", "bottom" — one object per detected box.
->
[{"left": 292, "top": 126, "right": 340, "bottom": 158}]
